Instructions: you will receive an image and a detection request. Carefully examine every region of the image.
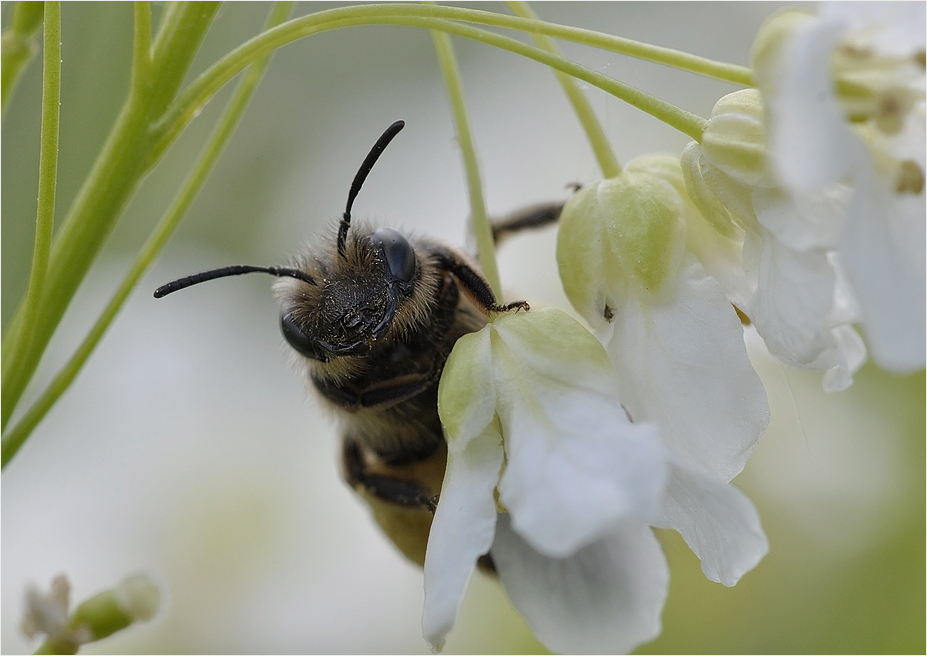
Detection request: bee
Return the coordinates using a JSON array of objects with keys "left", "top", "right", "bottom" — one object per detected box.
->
[{"left": 155, "top": 120, "right": 562, "bottom": 568}]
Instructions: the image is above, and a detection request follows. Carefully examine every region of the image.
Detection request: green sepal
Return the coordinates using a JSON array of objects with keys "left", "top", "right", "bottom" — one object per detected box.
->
[{"left": 438, "top": 326, "right": 496, "bottom": 453}]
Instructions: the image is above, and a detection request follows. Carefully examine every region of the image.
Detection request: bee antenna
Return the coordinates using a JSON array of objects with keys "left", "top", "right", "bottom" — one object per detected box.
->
[
  {"left": 154, "top": 265, "right": 316, "bottom": 298},
  {"left": 337, "top": 120, "right": 405, "bottom": 258}
]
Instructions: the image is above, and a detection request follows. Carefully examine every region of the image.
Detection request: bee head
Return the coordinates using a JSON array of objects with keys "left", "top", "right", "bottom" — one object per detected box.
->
[
  {"left": 277, "top": 225, "right": 419, "bottom": 362},
  {"left": 154, "top": 120, "right": 415, "bottom": 365}
]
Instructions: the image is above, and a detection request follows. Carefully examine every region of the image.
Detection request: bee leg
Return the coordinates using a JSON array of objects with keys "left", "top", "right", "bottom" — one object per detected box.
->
[
  {"left": 490, "top": 200, "right": 564, "bottom": 244},
  {"left": 432, "top": 201, "right": 566, "bottom": 315},
  {"left": 432, "top": 246, "right": 530, "bottom": 315},
  {"left": 312, "top": 372, "right": 437, "bottom": 411},
  {"left": 341, "top": 437, "right": 446, "bottom": 566},
  {"left": 342, "top": 438, "right": 438, "bottom": 511}
]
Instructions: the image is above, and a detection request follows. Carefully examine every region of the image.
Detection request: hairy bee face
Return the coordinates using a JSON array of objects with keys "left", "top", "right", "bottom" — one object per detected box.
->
[{"left": 278, "top": 227, "right": 420, "bottom": 362}]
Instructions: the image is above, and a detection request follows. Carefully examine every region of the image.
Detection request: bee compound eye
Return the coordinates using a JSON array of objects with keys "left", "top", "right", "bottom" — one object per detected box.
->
[
  {"left": 280, "top": 314, "right": 329, "bottom": 362},
  {"left": 371, "top": 227, "right": 416, "bottom": 282}
]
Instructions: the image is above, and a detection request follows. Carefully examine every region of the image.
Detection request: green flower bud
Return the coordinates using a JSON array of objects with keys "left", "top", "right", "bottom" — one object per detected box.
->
[
  {"left": 114, "top": 573, "right": 161, "bottom": 623},
  {"left": 681, "top": 141, "right": 761, "bottom": 237},
  {"left": 69, "top": 574, "right": 161, "bottom": 643},
  {"left": 557, "top": 166, "right": 687, "bottom": 325},
  {"left": 700, "top": 89, "right": 769, "bottom": 186}
]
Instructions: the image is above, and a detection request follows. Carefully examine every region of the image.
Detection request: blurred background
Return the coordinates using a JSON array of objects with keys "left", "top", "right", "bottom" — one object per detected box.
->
[{"left": 2, "top": 2, "right": 923, "bottom": 653}]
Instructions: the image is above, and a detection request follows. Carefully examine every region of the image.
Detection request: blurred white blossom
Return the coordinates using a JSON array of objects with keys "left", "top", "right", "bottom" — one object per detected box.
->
[
  {"left": 21, "top": 575, "right": 91, "bottom": 649},
  {"left": 751, "top": 2, "right": 926, "bottom": 372},
  {"left": 21, "top": 573, "right": 161, "bottom": 653}
]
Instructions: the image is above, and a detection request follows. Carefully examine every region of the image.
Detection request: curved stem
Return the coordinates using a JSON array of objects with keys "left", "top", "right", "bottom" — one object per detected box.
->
[{"left": 155, "top": 6, "right": 709, "bottom": 162}]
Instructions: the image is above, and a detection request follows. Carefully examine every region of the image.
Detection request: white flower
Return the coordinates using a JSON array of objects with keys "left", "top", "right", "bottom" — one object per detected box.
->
[
  {"left": 423, "top": 308, "right": 669, "bottom": 654},
  {"left": 682, "top": 90, "right": 868, "bottom": 390},
  {"left": 21, "top": 575, "right": 92, "bottom": 648},
  {"left": 556, "top": 164, "right": 769, "bottom": 594},
  {"left": 752, "top": 2, "right": 926, "bottom": 372}
]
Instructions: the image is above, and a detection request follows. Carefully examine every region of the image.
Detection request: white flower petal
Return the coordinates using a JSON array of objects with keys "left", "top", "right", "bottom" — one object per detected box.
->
[
  {"left": 491, "top": 309, "right": 667, "bottom": 557},
  {"left": 653, "top": 462, "right": 768, "bottom": 587},
  {"left": 498, "top": 397, "right": 664, "bottom": 558},
  {"left": 822, "top": 324, "right": 868, "bottom": 392},
  {"left": 22, "top": 576, "right": 71, "bottom": 639},
  {"left": 491, "top": 513, "right": 668, "bottom": 655},
  {"left": 838, "top": 162, "right": 927, "bottom": 372},
  {"left": 422, "top": 423, "right": 504, "bottom": 652},
  {"left": 746, "top": 228, "right": 868, "bottom": 386},
  {"left": 752, "top": 183, "right": 851, "bottom": 251},
  {"left": 764, "top": 18, "right": 857, "bottom": 191},
  {"left": 822, "top": 2, "right": 927, "bottom": 56},
  {"left": 604, "top": 258, "right": 769, "bottom": 482},
  {"left": 748, "top": 228, "right": 838, "bottom": 363}
]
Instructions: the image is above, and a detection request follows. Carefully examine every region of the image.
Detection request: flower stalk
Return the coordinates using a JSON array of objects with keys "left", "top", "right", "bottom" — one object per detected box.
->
[
  {"left": 156, "top": 4, "right": 713, "bottom": 160},
  {"left": 432, "top": 30, "right": 502, "bottom": 299},
  {"left": 2, "top": 0, "right": 60, "bottom": 435}
]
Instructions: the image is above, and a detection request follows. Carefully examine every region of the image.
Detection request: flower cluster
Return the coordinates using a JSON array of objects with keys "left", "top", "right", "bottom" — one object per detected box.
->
[
  {"left": 684, "top": 3, "right": 925, "bottom": 385},
  {"left": 425, "top": 309, "right": 767, "bottom": 653},
  {"left": 21, "top": 573, "right": 161, "bottom": 653},
  {"left": 682, "top": 88, "right": 869, "bottom": 391},
  {"left": 420, "top": 3, "right": 924, "bottom": 653},
  {"left": 424, "top": 150, "right": 773, "bottom": 652}
]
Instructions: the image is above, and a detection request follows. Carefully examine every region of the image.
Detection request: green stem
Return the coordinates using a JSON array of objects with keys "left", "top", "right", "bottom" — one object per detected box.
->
[
  {"left": 1, "top": 2, "right": 292, "bottom": 468},
  {"left": 507, "top": 1, "right": 620, "bottom": 178},
  {"left": 131, "top": 2, "right": 152, "bottom": 92},
  {"left": 1, "top": 0, "right": 60, "bottom": 427},
  {"left": 155, "top": 5, "right": 715, "bottom": 163},
  {"left": 431, "top": 30, "right": 502, "bottom": 300},
  {"left": 0, "top": 2, "right": 220, "bottom": 432}
]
